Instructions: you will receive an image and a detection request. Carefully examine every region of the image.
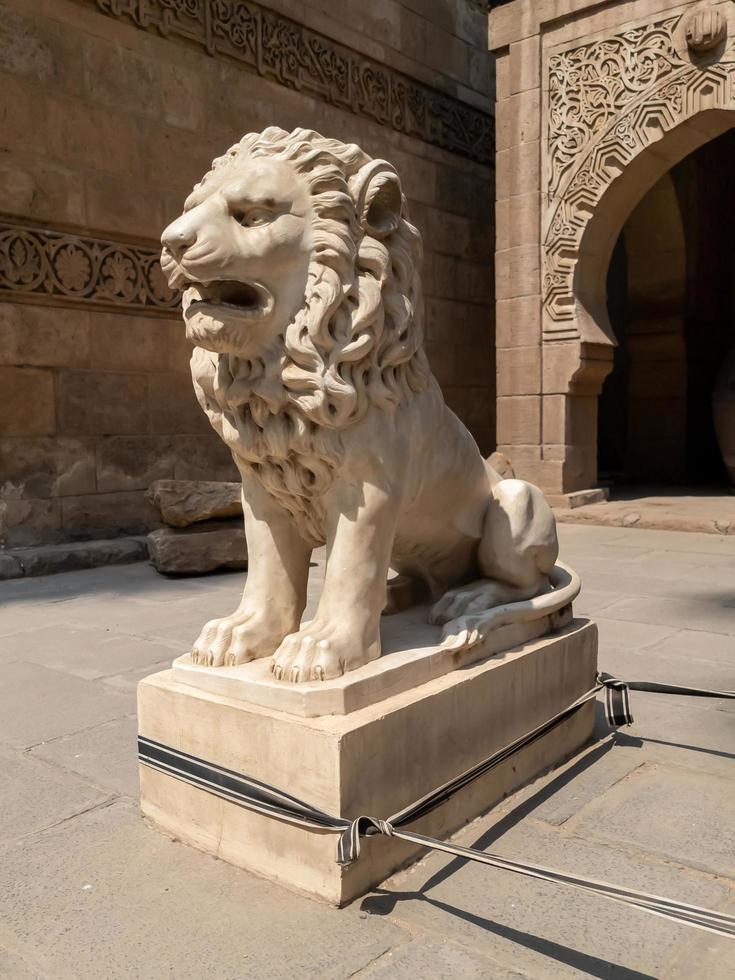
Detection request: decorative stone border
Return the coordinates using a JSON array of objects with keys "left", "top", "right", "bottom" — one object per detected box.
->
[
  {"left": 542, "top": 11, "right": 735, "bottom": 338},
  {"left": 86, "top": 0, "right": 492, "bottom": 165},
  {"left": 0, "top": 218, "right": 179, "bottom": 315}
]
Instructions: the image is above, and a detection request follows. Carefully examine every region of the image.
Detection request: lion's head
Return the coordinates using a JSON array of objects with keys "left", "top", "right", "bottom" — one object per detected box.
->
[{"left": 161, "top": 127, "right": 430, "bottom": 433}]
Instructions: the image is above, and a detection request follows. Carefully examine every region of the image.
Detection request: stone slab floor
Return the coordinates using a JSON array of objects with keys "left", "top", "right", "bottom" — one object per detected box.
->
[{"left": 0, "top": 524, "right": 734, "bottom": 979}]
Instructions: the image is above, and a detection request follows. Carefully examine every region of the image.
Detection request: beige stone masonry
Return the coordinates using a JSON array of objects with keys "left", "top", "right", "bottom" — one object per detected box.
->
[
  {"left": 139, "top": 619, "right": 597, "bottom": 905},
  {"left": 0, "top": 0, "right": 496, "bottom": 546},
  {"left": 489, "top": 0, "right": 735, "bottom": 495}
]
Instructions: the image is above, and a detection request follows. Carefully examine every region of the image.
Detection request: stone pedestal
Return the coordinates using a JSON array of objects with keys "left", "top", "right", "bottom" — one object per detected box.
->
[{"left": 138, "top": 615, "right": 597, "bottom": 905}]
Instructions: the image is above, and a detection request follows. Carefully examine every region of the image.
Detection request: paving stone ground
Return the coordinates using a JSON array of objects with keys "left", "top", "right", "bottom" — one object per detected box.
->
[
  {"left": 555, "top": 488, "right": 735, "bottom": 537},
  {"left": 0, "top": 524, "right": 733, "bottom": 979}
]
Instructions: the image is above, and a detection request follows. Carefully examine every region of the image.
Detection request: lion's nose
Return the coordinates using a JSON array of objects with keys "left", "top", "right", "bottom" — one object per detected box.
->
[{"left": 161, "top": 215, "right": 198, "bottom": 259}]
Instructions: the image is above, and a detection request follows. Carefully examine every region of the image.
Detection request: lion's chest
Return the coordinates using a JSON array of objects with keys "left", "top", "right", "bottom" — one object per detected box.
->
[
  {"left": 209, "top": 389, "right": 342, "bottom": 547},
  {"left": 235, "top": 446, "right": 335, "bottom": 547}
]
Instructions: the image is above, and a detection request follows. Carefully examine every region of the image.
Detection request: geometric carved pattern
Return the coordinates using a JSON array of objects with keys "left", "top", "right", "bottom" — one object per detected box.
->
[
  {"left": 547, "top": 18, "right": 682, "bottom": 200},
  {"left": 543, "top": 13, "right": 735, "bottom": 338},
  {"left": 0, "top": 219, "right": 180, "bottom": 316},
  {"left": 85, "top": 0, "right": 493, "bottom": 165}
]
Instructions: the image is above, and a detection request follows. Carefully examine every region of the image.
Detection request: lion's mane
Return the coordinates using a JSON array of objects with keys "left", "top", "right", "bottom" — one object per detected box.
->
[{"left": 189, "top": 127, "right": 434, "bottom": 544}]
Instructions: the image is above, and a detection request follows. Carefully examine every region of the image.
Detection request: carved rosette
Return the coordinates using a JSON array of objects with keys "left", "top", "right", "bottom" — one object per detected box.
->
[
  {"left": 0, "top": 220, "right": 179, "bottom": 314},
  {"left": 543, "top": 11, "right": 735, "bottom": 339}
]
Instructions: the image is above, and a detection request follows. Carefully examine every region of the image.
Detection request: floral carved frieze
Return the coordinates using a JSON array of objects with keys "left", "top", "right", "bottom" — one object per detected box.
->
[
  {"left": 543, "top": 12, "right": 735, "bottom": 338},
  {"left": 84, "top": 0, "right": 492, "bottom": 165},
  {"left": 0, "top": 219, "right": 179, "bottom": 315}
]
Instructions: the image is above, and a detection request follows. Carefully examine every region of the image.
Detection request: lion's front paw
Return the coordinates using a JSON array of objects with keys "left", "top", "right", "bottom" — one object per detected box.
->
[
  {"left": 191, "top": 608, "right": 289, "bottom": 667},
  {"left": 271, "top": 621, "right": 380, "bottom": 682}
]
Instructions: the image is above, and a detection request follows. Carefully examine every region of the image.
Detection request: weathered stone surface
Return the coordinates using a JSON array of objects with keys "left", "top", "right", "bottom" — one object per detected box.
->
[
  {"left": 4, "top": 536, "right": 148, "bottom": 578},
  {"left": 0, "top": 554, "right": 23, "bottom": 580},
  {"left": 172, "top": 434, "right": 239, "bottom": 482},
  {"left": 0, "top": 662, "right": 132, "bottom": 750},
  {"left": 572, "top": 763, "right": 735, "bottom": 879},
  {"left": 0, "top": 622, "right": 173, "bottom": 679},
  {"left": 0, "top": 304, "right": 91, "bottom": 369},
  {"left": 147, "top": 479, "right": 242, "bottom": 527},
  {"left": 487, "top": 3, "right": 735, "bottom": 501},
  {"left": 0, "top": 366, "right": 55, "bottom": 436},
  {"left": 60, "top": 491, "right": 160, "bottom": 539},
  {"left": 147, "top": 521, "right": 247, "bottom": 574},
  {"left": 56, "top": 370, "right": 148, "bottom": 436},
  {"left": 0, "top": 801, "right": 403, "bottom": 980},
  {"left": 357, "top": 940, "right": 525, "bottom": 979},
  {"left": 0, "top": 495, "right": 62, "bottom": 548},
  {"left": 0, "top": 436, "right": 96, "bottom": 498},
  {"left": 97, "top": 436, "right": 176, "bottom": 493},
  {"left": 0, "top": 0, "right": 496, "bottom": 552},
  {"left": 0, "top": 523, "right": 733, "bottom": 977},
  {"left": 556, "top": 492, "right": 735, "bottom": 535},
  {"left": 0, "top": 744, "right": 110, "bottom": 845},
  {"left": 147, "top": 372, "right": 212, "bottom": 435},
  {"left": 30, "top": 715, "right": 141, "bottom": 799}
]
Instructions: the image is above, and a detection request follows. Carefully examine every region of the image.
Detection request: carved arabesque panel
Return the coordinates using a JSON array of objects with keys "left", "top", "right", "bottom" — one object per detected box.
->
[
  {"left": 547, "top": 18, "right": 682, "bottom": 199},
  {"left": 543, "top": 11, "right": 735, "bottom": 339},
  {"left": 83, "top": 0, "right": 492, "bottom": 165}
]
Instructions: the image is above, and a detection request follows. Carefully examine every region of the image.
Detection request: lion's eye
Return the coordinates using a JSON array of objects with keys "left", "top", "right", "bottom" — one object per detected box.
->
[{"left": 235, "top": 209, "right": 271, "bottom": 227}]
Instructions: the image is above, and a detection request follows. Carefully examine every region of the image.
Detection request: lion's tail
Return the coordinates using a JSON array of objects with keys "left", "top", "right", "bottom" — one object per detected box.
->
[{"left": 439, "top": 560, "right": 581, "bottom": 653}]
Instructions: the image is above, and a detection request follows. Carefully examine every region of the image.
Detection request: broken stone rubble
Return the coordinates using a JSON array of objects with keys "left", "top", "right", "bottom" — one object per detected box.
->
[{"left": 146, "top": 480, "right": 247, "bottom": 574}]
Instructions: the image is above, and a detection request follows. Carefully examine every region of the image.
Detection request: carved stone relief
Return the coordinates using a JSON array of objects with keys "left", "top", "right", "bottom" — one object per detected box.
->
[
  {"left": 543, "top": 9, "right": 735, "bottom": 339},
  {"left": 159, "top": 126, "right": 577, "bottom": 682},
  {"left": 0, "top": 218, "right": 179, "bottom": 315},
  {"left": 80, "top": 0, "right": 493, "bottom": 165},
  {"left": 685, "top": 7, "right": 727, "bottom": 52}
]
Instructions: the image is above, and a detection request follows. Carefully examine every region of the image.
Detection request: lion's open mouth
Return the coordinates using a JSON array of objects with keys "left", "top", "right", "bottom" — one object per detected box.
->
[{"left": 183, "top": 280, "right": 274, "bottom": 319}]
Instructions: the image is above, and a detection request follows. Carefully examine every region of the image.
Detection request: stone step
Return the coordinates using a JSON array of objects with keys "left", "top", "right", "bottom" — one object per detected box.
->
[{"left": 0, "top": 536, "right": 148, "bottom": 580}]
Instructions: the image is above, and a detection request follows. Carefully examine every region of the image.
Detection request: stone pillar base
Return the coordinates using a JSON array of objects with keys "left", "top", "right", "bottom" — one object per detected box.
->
[{"left": 138, "top": 619, "right": 598, "bottom": 906}]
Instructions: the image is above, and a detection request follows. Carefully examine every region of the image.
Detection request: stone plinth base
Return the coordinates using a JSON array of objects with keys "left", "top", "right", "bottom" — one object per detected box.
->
[
  {"left": 138, "top": 619, "right": 597, "bottom": 906},
  {"left": 170, "top": 601, "right": 574, "bottom": 717}
]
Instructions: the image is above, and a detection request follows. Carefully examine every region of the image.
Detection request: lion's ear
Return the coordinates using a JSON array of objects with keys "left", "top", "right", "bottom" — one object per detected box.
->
[{"left": 351, "top": 161, "right": 402, "bottom": 239}]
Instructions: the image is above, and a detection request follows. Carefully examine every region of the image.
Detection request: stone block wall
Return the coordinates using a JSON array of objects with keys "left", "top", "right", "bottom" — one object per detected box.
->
[{"left": 0, "top": 0, "right": 496, "bottom": 548}]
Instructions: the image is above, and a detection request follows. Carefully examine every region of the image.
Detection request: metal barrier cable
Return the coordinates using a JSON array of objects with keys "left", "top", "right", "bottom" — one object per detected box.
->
[{"left": 138, "top": 676, "right": 735, "bottom": 940}]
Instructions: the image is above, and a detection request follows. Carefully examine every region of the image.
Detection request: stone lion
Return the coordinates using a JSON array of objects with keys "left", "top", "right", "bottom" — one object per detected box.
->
[{"left": 160, "top": 127, "right": 578, "bottom": 682}]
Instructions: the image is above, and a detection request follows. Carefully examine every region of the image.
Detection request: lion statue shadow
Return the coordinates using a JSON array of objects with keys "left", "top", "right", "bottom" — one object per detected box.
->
[{"left": 160, "top": 127, "right": 579, "bottom": 684}]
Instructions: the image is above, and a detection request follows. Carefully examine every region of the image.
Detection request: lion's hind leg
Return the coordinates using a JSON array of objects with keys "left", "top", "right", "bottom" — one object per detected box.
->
[
  {"left": 429, "top": 577, "right": 543, "bottom": 627},
  {"left": 384, "top": 573, "right": 429, "bottom": 615},
  {"left": 429, "top": 478, "right": 558, "bottom": 629}
]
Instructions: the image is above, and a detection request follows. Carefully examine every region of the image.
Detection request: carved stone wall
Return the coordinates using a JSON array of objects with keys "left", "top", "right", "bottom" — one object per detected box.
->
[
  {"left": 82, "top": 0, "right": 493, "bottom": 165},
  {"left": 1, "top": 0, "right": 495, "bottom": 548},
  {"left": 543, "top": 9, "right": 735, "bottom": 338}
]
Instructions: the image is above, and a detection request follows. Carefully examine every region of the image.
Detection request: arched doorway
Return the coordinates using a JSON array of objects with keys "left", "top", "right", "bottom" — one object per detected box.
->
[
  {"left": 561, "top": 109, "right": 735, "bottom": 499},
  {"left": 489, "top": 4, "right": 735, "bottom": 501},
  {"left": 598, "top": 129, "right": 735, "bottom": 489}
]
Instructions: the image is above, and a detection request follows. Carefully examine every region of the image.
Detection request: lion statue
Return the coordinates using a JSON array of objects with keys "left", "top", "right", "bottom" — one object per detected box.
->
[{"left": 160, "top": 127, "right": 579, "bottom": 683}]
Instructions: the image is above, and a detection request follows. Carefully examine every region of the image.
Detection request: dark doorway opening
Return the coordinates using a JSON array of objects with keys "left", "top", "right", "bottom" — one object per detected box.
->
[{"left": 598, "top": 128, "right": 735, "bottom": 488}]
